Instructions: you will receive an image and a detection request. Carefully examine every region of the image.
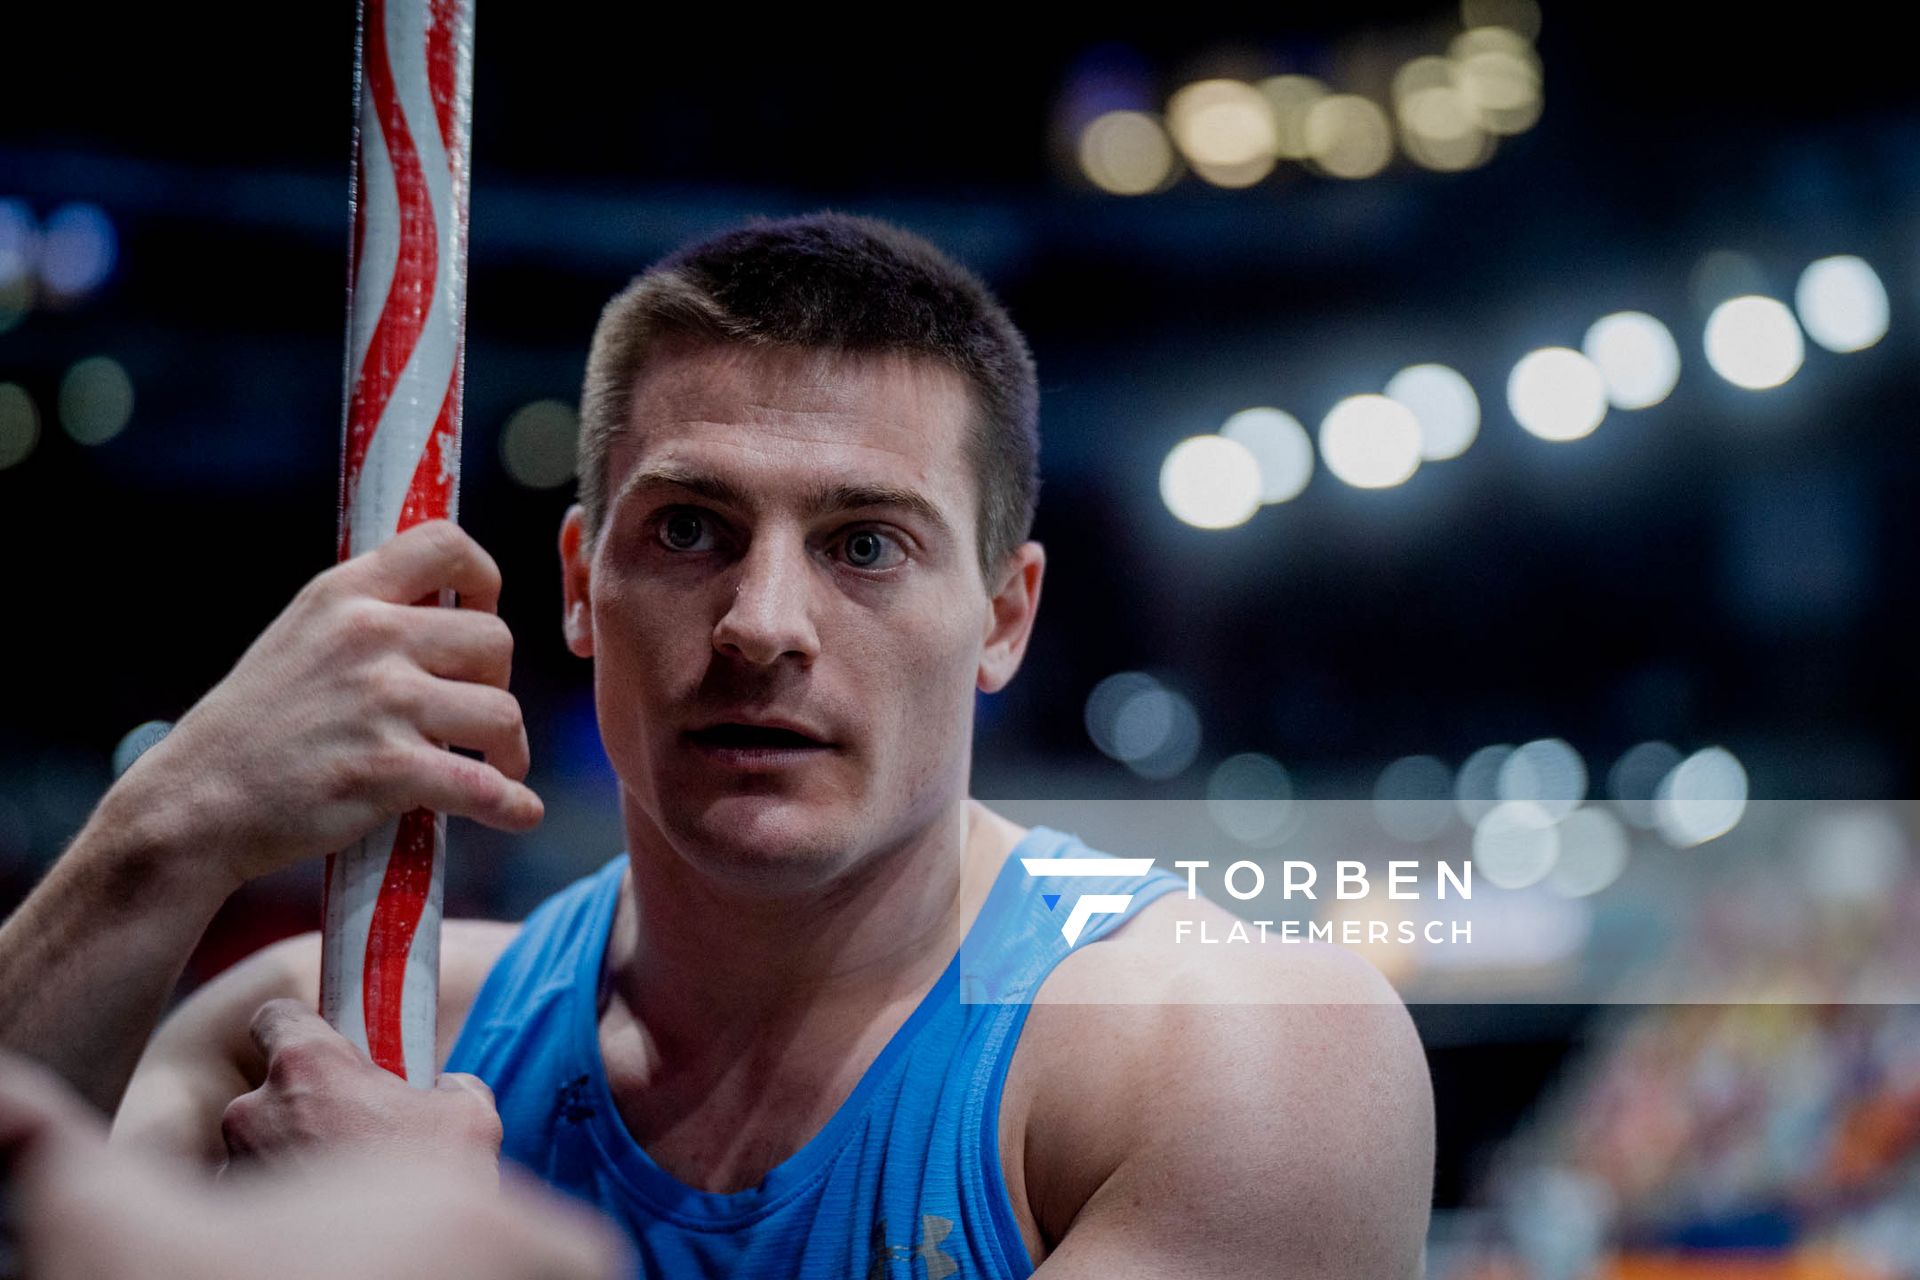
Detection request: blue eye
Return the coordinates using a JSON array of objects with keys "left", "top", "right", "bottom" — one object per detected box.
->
[
  {"left": 841, "top": 528, "right": 904, "bottom": 569},
  {"left": 660, "top": 510, "right": 714, "bottom": 552}
]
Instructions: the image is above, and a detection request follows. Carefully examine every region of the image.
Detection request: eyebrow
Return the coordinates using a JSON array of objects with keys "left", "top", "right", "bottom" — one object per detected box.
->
[{"left": 615, "top": 464, "right": 954, "bottom": 539}]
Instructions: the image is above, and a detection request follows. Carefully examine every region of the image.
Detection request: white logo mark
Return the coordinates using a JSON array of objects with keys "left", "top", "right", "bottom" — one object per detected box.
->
[{"left": 1021, "top": 857, "right": 1156, "bottom": 945}]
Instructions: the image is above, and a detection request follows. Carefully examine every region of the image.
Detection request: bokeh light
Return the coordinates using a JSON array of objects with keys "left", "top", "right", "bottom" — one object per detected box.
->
[
  {"left": 1498, "top": 737, "right": 1587, "bottom": 821},
  {"left": 1374, "top": 754, "right": 1456, "bottom": 842},
  {"left": 1507, "top": 347, "right": 1607, "bottom": 442},
  {"left": 1189, "top": 154, "right": 1277, "bottom": 189},
  {"left": 1077, "top": 110, "right": 1176, "bottom": 196},
  {"left": 1318, "top": 394, "right": 1422, "bottom": 489},
  {"left": 1607, "top": 741, "right": 1683, "bottom": 829},
  {"left": 57, "top": 356, "right": 134, "bottom": 446},
  {"left": 38, "top": 202, "right": 117, "bottom": 300},
  {"left": 1797, "top": 806, "right": 1909, "bottom": 905},
  {"left": 1385, "top": 363, "right": 1480, "bottom": 460},
  {"left": 1703, "top": 295, "right": 1803, "bottom": 390},
  {"left": 1399, "top": 91, "right": 1493, "bottom": 170},
  {"left": 1160, "top": 434, "right": 1262, "bottom": 528},
  {"left": 1582, "top": 311, "right": 1681, "bottom": 409},
  {"left": 1085, "top": 672, "right": 1203, "bottom": 780},
  {"left": 1085, "top": 672, "right": 1156, "bottom": 760},
  {"left": 1220, "top": 407, "right": 1313, "bottom": 503},
  {"left": 1392, "top": 55, "right": 1457, "bottom": 103},
  {"left": 1545, "top": 806, "right": 1631, "bottom": 898},
  {"left": 111, "top": 720, "right": 173, "bottom": 780},
  {"left": 1393, "top": 58, "right": 1491, "bottom": 171},
  {"left": 1473, "top": 800, "right": 1561, "bottom": 890},
  {"left": 1450, "top": 28, "right": 1544, "bottom": 135},
  {"left": 1456, "top": 743, "right": 1515, "bottom": 826},
  {"left": 1116, "top": 686, "right": 1202, "bottom": 779},
  {"left": 1206, "top": 752, "right": 1298, "bottom": 846},
  {"left": 1166, "top": 80, "right": 1276, "bottom": 169},
  {"left": 500, "top": 399, "right": 579, "bottom": 489},
  {"left": 1304, "top": 95, "right": 1395, "bottom": 179},
  {"left": 1794, "top": 255, "right": 1889, "bottom": 354},
  {"left": 1654, "top": 745, "right": 1749, "bottom": 847},
  {"left": 0, "top": 383, "right": 39, "bottom": 470},
  {"left": 1257, "top": 74, "right": 1329, "bottom": 159}
]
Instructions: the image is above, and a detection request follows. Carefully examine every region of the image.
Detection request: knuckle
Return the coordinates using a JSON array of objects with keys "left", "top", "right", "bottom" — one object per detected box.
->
[
  {"left": 490, "top": 691, "right": 524, "bottom": 739},
  {"left": 446, "top": 753, "right": 502, "bottom": 813},
  {"left": 318, "top": 751, "right": 366, "bottom": 804},
  {"left": 479, "top": 619, "right": 516, "bottom": 687},
  {"left": 427, "top": 521, "right": 479, "bottom": 575},
  {"left": 330, "top": 746, "right": 383, "bottom": 801},
  {"left": 333, "top": 597, "right": 392, "bottom": 652},
  {"left": 220, "top": 1093, "right": 257, "bottom": 1148},
  {"left": 459, "top": 1095, "right": 504, "bottom": 1148},
  {"left": 355, "top": 742, "right": 415, "bottom": 802},
  {"left": 425, "top": 518, "right": 465, "bottom": 553},
  {"left": 444, "top": 1072, "right": 495, "bottom": 1108},
  {"left": 486, "top": 615, "right": 515, "bottom": 662},
  {"left": 360, "top": 662, "right": 416, "bottom": 715},
  {"left": 268, "top": 1042, "right": 327, "bottom": 1084},
  {"left": 293, "top": 570, "right": 332, "bottom": 609},
  {"left": 266, "top": 1040, "right": 357, "bottom": 1097},
  {"left": 376, "top": 735, "right": 422, "bottom": 776},
  {"left": 249, "top": 997, "right": 297, "bottom": 1037}
]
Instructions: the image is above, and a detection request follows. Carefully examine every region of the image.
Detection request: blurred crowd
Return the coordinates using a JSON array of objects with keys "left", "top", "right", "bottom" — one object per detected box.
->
[{"left": 1437, "top": 811, "right": 1920, "bottom": 1279}]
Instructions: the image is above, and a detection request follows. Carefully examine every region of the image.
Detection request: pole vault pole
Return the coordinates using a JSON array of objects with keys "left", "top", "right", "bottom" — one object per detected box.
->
[{"left": 322, "top": 0, "right": 475, "bottom": 1085}]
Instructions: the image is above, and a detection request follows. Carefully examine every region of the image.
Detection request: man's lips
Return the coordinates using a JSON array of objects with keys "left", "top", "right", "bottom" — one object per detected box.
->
[{"left": 683, "top": 723, "right": 837, "bottom": 751}]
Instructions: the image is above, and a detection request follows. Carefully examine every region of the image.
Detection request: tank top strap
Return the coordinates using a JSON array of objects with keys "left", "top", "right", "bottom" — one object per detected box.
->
[
  {"left": 450, "top": 854, "right": 625, "bottom": 1058},
  {"left": 960, "top": 825, "right": 1188, "bottom": 1007}
]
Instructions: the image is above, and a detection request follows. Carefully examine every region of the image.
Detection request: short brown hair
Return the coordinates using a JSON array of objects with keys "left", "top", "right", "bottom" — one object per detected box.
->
[{"left": 576, "top": 212, "right": 1040, "bottom": 580}]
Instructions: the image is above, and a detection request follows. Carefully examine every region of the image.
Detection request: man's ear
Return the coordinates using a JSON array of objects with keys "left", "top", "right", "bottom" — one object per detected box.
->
[
  {"left": 558, "top": 504, "right": 595, "bottom": 659},
  {"left": 978, "top": 542, "right": 1045, "bottom": 694}
]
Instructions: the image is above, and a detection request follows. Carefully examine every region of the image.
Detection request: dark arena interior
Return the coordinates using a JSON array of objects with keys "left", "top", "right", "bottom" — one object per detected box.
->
[{"left": 3, "top": 4, "right": 1919, "bottom": 1276}]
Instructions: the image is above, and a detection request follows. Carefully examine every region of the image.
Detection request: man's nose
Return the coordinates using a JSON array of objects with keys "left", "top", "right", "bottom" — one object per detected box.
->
[{"left": 712, "top": 535, "right": 820, "bottom": 666}]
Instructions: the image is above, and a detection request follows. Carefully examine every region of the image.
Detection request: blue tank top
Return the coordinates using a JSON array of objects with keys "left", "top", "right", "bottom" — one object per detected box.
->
[{"left": 447, "top": 826, "right": 1184, "bottom": 1279}]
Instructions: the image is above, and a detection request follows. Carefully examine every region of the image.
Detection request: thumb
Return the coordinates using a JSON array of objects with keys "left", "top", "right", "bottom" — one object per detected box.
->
[{"left": 434, "top": 1073, "right": 495, "bottom": 1108}]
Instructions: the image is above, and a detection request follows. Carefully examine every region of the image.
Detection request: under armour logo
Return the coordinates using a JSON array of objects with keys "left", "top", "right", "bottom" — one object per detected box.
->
[
  {"left": 553, "top": 1073, "right": 595, "bottom": 1125},
  {"left": 866, "top": 1214, "right": 958, "bottom": 1279},
  {"left": 1021, "top": 856, "right": 1156, "bottom": 946}
]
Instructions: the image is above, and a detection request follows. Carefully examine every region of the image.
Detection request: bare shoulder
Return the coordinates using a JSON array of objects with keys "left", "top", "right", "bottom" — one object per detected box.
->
[
  {"left": 111, "top": 918, "right": 520, "bottom": 1163},
  {"left": 438, "top": 918, "right": 524, "bottom": 1021},
  {"left": 143, "top": 918, "right": 518, "bottom": 1061},
  {"left": 1004, "top": 890, "right": 1434, "bottom": 1276}
]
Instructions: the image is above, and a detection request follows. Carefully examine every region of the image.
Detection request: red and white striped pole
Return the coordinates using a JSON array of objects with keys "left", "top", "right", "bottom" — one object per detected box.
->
[{"left": 322, "top": 0, "right": 475, "bottom": 1085}]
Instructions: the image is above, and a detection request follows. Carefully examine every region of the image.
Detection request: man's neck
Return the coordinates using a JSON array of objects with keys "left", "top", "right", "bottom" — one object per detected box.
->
[{"left": 604, "top": 795, "right": 1020, "bottom": 1067}]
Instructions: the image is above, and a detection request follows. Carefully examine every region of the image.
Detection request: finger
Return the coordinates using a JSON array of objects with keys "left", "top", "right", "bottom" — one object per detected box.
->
[
  {"left": 412, "top": 682, "right": 531, "bottom": 782},
  {"left": 385, "top": 745, "right": 544, "bottom": 833},
  {"left": 247, "top": 998, "right": 351, "bottom": 1066},
  {"left": 397, "top": 608, "right": 514, "bottom": 689},
  {"left": 219, "top": 1090, "right": 264, "bottom": 1162},
  {"left": 340, "top": 521, "right": 502, "bottom": 614}
]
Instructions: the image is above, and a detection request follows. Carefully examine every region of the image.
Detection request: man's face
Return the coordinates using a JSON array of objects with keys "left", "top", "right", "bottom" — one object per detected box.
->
[{"left": 560, "top": 339, "right": 1041, "bottom": 889}]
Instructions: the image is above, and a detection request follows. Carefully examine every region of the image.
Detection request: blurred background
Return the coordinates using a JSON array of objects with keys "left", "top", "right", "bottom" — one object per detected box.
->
[{"left": 4, "top": 2, "right": 1919, "bottom": 1275}]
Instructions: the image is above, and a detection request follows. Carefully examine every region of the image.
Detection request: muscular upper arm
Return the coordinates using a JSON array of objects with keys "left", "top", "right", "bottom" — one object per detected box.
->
[
  {"left": 110, "top": 920, "right": 519, "bottom": 1165},
  {"left": 1021, "top": 896, "right": 1434, "bottom": 1277}
]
